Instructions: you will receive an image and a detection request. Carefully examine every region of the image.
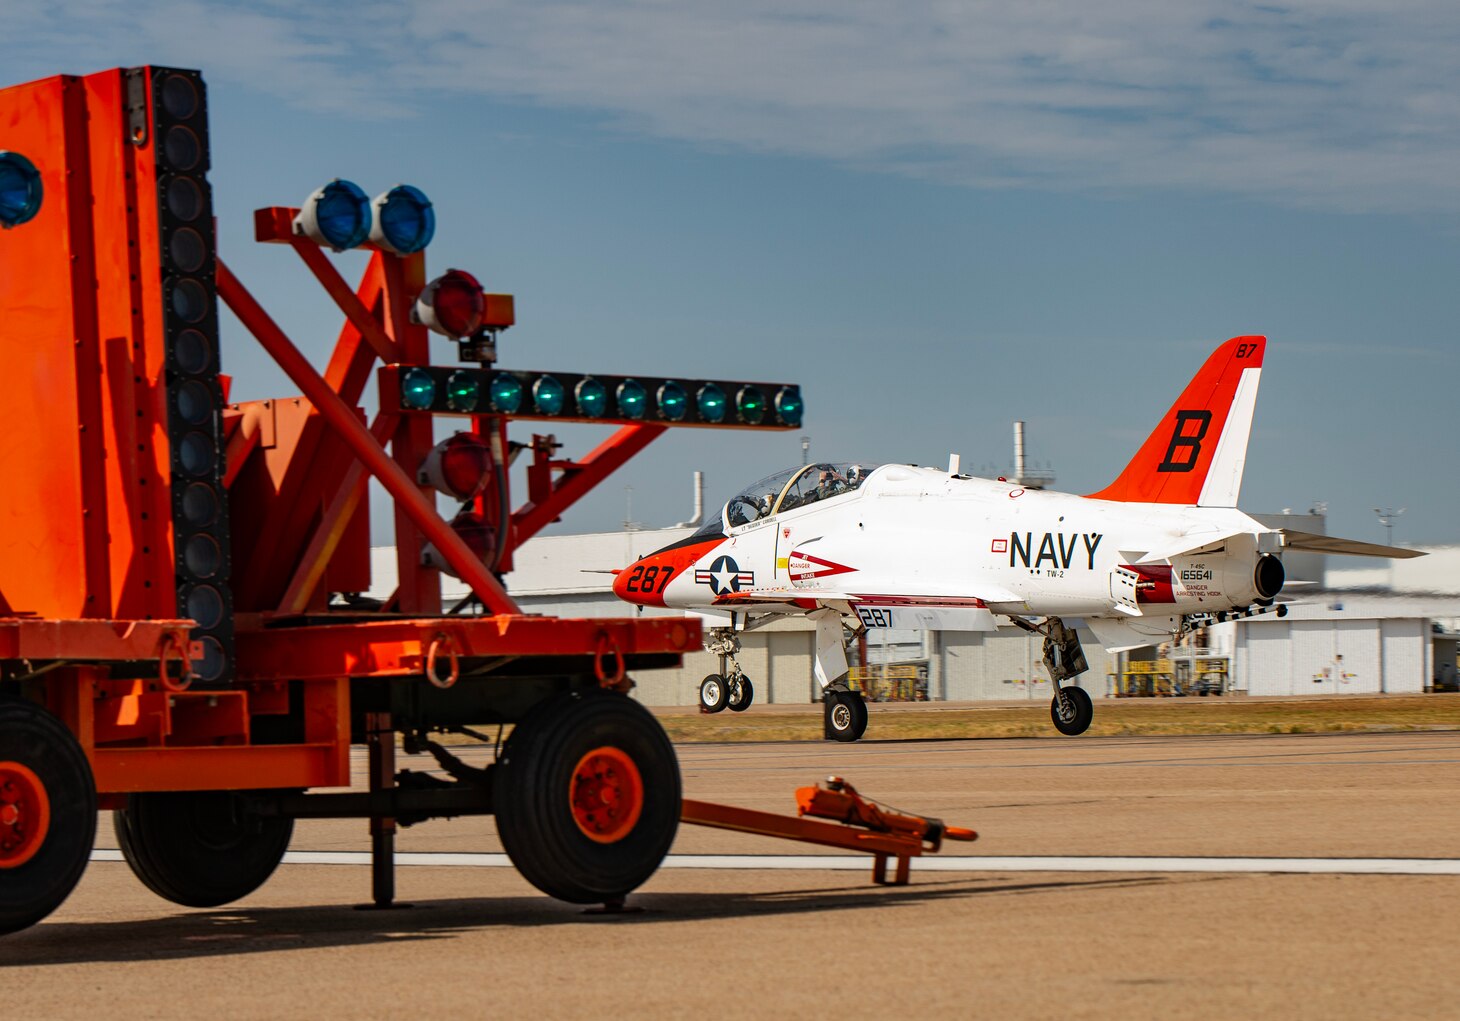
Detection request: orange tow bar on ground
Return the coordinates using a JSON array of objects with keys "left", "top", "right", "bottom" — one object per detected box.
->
[{"left": 681, "top": 776, "right": 977, "bottom": 886}]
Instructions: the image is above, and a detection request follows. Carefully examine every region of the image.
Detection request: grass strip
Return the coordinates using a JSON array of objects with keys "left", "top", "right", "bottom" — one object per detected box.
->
[{"left": 653, "top": 693, "right": 1460, "bottom": 743}]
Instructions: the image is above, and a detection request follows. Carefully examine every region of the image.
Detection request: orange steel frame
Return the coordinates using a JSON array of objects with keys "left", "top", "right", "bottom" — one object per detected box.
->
[
  {"left": 0, "top": 67, "right": 992, "bottom": 904},
  {"left": 0, "top": 66, "right": 710, "bottom": 803}
]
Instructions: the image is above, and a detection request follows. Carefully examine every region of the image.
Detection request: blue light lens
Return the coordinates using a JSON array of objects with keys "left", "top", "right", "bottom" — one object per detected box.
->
[
  {"left": 446, "top": 370, "right": 481, "bottom": 412},
  {"left": 775, "top": 386, "right": 803, "bottom": 427},
  {"left": 490, "top": 373, "right": 524, "bottom": 413},
  {"left": 313, "top": 179, "right": 370, "bottom": 250},
  {"left": 696, "top": 383, "right": 727, "bottom": 423},
  {"left": 0, "top": 152, "right": 43, "bottom": 229},
  {"left": 374, "top": 185, "right": 435, "bottom": 255},
  {"left": 401, "top": 368, "right": 436, "bottom": 410},
  {"left": 657, "top": 381, "right": 688, "bottom": 421},
  {"left": 576, "top": 377, "right": 608, "bottom": 417},
  {"left": 617, "top": 379, "right": 648, "bottom": 419},
  {"left": 533, "top": 375, "right": 566, "bottom": 415},
  {"left": 736, "top": 385, "right": 766, "bottom": 425}
]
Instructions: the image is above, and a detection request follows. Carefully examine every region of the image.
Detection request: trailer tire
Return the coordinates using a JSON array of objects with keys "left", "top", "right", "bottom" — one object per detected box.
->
[
  {"left": 114, "top": 790, "right": 293, "bottom": 908},
  {"left": 494, "top": 690, "right": 680, "bottom": 904},
  {"left": 0, "top": 700, "right": 96, "bottom": 935}
]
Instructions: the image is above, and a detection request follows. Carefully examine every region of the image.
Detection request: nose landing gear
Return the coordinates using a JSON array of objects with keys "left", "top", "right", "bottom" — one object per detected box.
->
[{"left": 700, "top": 628, "right": 755, "bottom": 714}]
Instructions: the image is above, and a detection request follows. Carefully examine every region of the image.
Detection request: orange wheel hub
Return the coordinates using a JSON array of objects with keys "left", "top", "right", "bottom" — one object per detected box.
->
[
  {"left": 0, "top": 761, "right": 50, "bottom": 869},
  {"left": 569, "top": 746, "right": 644, "bottom": 844}
]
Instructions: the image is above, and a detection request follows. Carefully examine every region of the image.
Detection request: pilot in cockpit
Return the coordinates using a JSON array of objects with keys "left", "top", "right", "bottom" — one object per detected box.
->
[{"left": 815, "top": 466, "right": 848, "bottom": 499}]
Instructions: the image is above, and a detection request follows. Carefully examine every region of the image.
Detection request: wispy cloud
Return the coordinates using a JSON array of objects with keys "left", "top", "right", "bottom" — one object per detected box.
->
[{"left": 11, "top": 1, "right": 1460, "bottom": 213}]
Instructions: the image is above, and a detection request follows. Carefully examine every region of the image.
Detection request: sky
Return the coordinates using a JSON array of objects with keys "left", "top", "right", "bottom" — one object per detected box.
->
[{"left": 6, "top": 1, "right": 1459, "bottom": 550}]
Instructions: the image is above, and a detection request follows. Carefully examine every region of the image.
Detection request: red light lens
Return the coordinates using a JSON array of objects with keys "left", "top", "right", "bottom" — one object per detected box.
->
[
  {"left": 450, "top": 510, "right": 494, "bottom": 559},
  {"left": 440, "top": 433, "right": 492, "bottom": 500},
  {"left": 433, "top": 270, "right": 485, "bottom": 337}
]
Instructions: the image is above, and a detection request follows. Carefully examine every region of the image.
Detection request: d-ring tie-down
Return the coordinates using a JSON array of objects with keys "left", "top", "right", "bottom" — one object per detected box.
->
[
  {"left": 158, "top": 630, "right": 194, "bottom": 692},
  {"left": 425, "top": 632, "right": 460, "bottom": 689},
  {"left": 594, "top": 632, "right": 626, "bottom": 690}
]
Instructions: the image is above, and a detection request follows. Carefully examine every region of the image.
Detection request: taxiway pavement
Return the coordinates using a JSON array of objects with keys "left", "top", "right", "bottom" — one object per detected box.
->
[{"left": 8, "top": 730, "right": 1458, "bottom": 1019}]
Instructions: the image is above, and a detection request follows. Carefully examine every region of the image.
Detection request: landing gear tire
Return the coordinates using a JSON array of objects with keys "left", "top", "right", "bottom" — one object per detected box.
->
[
  {"left": 0, "top": 700, "right": 97, "bottom": 935},
  {"left": 699, "top": 674, "right": 730, "bottom": 713},
  {"left": 1050, "top": 686, "right": 1094, "bottom": 736},
  {"left": 825, "top": 690, "right": 868, "bottom": 743},
  {"left": 728, "top": 677, "right": 755, "bottom": 713},
  {"left": 494, "top": 689, "right": 681, "bottom": 904},
  {"left": 114, "top": 790, "right": 294, "bottom": 907}
]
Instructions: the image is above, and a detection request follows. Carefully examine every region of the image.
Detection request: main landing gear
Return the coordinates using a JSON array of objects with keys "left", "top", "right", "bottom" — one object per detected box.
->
[
  {"left": 823, "top": 686, "right": 868, "bottom": 742},
  {"left": 1013, "top": 615, "right": 1095, "bottom": 737},
  {"left": 699, "top": 628, "right": 754, "bottom": 714}
]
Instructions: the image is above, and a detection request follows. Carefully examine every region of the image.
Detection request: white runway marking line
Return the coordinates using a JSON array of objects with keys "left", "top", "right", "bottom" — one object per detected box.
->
[{"left": 89, "top": 849, "right": 1460, "bottom": 875}]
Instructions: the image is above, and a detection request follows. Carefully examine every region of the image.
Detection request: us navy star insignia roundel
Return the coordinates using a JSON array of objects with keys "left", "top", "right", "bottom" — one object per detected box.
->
[{"left": 695, "top": 555, "right": 753, "bottom": 596}]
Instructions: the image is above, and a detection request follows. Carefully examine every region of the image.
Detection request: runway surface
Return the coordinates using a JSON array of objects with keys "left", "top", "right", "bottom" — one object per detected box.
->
[
  {"left": 90, "top": 848, "right": 1460, "bottom": 874},
  {"left": 10, "top": 730, "right": 1460, "bottom": 1019}
]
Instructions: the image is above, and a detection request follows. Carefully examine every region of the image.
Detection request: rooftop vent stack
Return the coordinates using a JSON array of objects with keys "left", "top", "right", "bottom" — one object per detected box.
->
[
  {"left": 675, "top": 471, "right": 705, "bottom": 528},
  {"left": 1011, "top": 420, "right": 1056, "bottom": 490}
]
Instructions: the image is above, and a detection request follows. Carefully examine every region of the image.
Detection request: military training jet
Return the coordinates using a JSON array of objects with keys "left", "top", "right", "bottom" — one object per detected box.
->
[{"left": 613, "top": 336, "right": 1422, "bottom": 741}]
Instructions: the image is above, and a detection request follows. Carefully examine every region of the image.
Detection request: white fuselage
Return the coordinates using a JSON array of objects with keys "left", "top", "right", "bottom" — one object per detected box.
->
[{"left": 657, "top": 465, "right": 1275, "bottom": 622}]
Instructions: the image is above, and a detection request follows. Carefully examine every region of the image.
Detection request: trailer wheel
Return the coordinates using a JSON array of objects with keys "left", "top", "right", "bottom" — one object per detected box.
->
[
  {"left": 494, "top": 690, "right": 680, "bottom": 904},
  {"left": 114, "top": 790, "right": 293, "bottom": 907},
  {"left": 0, "top": 700, "right": 96, "bottom": 935}
]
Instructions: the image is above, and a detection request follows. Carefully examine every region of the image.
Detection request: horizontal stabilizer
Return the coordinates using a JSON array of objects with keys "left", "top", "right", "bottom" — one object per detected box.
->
[
  {"left": 1133, "top": 528, "right": 1248, "bottom": 564},
  {"left": 1281, "top": 530, "right": 1425, "bottom": 560}
]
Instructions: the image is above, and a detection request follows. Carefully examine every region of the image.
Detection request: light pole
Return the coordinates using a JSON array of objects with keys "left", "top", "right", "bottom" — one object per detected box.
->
[{"left": 1373, "top": 507, "right": 1405, "bottom": 546}]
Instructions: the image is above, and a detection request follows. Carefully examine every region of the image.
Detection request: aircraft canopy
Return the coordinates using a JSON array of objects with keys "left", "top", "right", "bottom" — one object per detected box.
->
[{"left": 723, "top": 462, "right": 879, "bottom": 529}]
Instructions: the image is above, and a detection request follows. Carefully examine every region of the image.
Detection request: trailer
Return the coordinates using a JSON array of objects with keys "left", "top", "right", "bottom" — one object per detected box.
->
[{"left": 0, "top": 65, "right": 818, "bottom": 933}]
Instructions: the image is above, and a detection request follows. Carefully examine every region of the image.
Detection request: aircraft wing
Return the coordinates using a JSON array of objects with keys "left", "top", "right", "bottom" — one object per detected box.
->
[
  {"left": 716, "top": 587, "right": 1018, "bottom": 632},
  {"left": 716, "top": 587, "right": 1019, "bottom": 607},
  {"left": 1279, "top": 530, "right": 1425, "bottom": 559}
]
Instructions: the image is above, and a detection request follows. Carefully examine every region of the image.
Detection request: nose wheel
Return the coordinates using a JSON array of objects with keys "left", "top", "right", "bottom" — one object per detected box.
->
[{"left": 699, "top": 672, "right": 755, "bottom": 713}]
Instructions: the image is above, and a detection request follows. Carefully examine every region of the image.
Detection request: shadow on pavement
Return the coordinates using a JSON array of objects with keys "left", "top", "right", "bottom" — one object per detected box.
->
[{"left": 2, "top": 873, "right": 1187, "bottom": 966}]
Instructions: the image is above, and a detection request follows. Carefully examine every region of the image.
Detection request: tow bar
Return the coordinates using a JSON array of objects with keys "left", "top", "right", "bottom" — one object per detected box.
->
[{"left": 681, "top": 776, "right": 977, "bottom": 885}]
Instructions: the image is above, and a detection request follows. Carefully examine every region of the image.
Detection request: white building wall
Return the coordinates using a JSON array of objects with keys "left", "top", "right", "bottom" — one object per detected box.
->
[
  {"left": 1332, "top": 619, "right": 1381, "bottom": 694},
  {"left": 1240, "top": 626, "right": 1294, "bottom": 695},
  {"left": 1380, "top": 619, "right": 1425, "bottom": 694},
  {"left": 1235, "top": 616, "right": 1434, "bottom": 696}
]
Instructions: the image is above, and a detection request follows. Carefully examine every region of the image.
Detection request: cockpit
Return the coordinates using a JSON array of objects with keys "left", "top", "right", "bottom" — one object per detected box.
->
[{"left": 720, "top": 462, "right": 878, "bottom": 530}]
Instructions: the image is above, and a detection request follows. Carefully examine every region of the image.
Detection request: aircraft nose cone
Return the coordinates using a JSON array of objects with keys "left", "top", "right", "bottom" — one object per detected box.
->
[{"left": 611, "top": 566, "right": 634, "bottom": 603}]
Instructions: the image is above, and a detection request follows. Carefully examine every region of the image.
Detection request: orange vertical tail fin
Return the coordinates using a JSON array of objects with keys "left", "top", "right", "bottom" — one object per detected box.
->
[{"left": 1086, "top": 336, "right": 1266, "bottom": 506}]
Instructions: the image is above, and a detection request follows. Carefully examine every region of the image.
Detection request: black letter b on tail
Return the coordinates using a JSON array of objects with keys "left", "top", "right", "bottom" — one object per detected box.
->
[{"left": 1158, "top": 410, "right": 1212, "bottom": 472}]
